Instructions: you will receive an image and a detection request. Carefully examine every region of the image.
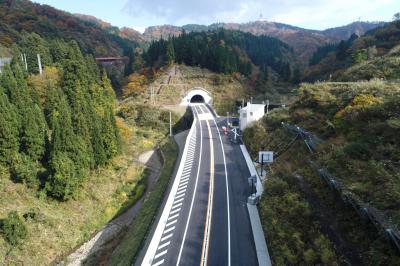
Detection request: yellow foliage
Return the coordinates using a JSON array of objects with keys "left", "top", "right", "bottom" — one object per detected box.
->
[
  {"left": 335, "top": 94, "right": 383, "bottom": 119},
  {"left": 27, "top": 66, "right": 60, "bottom": 106},
  {"left": 122, "top": 73, "right": 148, "bottom": 98},
  {"left": 115, "top": 117, "right": 132, "bottom": 141}
]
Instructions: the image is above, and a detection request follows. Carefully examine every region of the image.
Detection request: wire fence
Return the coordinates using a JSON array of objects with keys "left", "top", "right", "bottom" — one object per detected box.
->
[{"left": 281, "top": 122, "right": 400, "bottom": 252}]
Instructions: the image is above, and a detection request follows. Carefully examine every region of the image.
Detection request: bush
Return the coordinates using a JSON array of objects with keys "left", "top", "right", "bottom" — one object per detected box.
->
[
  {"left": 1, "top": 211, "right": 28, "bottom": 246},
  {"left": 343, "top": 142, "right": 371, "bottom": 160},
  {"left": 242, "top": 122, "right": 268, "bottom": 158},
  {"left": 10, "top": 153, "right": 39, "bottom": 188}
]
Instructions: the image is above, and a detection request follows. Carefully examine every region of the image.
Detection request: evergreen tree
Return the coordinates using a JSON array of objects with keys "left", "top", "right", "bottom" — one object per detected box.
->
[{"left": 0, "top": 90, "right": 19, "bottom": 164}]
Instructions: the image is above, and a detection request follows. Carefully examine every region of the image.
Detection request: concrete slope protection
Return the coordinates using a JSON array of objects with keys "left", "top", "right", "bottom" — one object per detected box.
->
[{"left": 140, "top": 103, "right": 257, "bottom": 266}]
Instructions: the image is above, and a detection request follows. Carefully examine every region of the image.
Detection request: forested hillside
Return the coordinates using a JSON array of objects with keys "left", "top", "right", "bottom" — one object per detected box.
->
[
  {"left": 145, "top": 30, "right": 295, "bottom": 82},
  {"left": 305, "top": 19, "right": 400, "bottom": 81},
  {"left": 0, "top": 33, "right": 120, "bottom": 200},
  {"left": 0, "top": 0, "right": 137, "bottom": 58}
]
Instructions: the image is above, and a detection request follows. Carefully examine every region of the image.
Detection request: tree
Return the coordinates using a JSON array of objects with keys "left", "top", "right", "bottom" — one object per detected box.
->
[
  {"left": 166, "top": 41, "right": 175, "bottom": 66},
  {"left": 393, "top": 12, "right": 400, "bottom": 21},
  {"left": 1, "top": 211, "right": 28, "bottom": 246},
  {"left": 122, "top": 73, "right": 148, "bottom": 98},
  {"left": 0, "top": 91, "right": 19, "bottom": 164}
]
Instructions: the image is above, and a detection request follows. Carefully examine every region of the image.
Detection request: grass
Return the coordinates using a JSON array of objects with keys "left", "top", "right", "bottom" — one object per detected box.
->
[{"left": 108, "top": 137, "right": 179, "bottom": 266}]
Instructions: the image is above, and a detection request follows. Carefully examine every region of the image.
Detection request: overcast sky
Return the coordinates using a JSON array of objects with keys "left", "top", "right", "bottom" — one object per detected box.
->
[{"left": 33, "top": 0, "right": 398, "bottom": 33}]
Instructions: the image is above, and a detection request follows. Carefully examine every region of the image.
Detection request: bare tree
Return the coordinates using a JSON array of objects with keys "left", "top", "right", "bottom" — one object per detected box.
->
[{"left": 394, "top": 12, "right": 400, "bottom": 21}]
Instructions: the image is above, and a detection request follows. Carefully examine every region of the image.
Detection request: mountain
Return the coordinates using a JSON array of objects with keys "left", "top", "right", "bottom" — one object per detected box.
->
[
  {"left": 74, "top": 13, "right": 145, "bottom": 43},
  {"left": 321, "top": 21, "right": 386, "bottom": 40},
  {"left": 304, "top": 19, "right": 400, "bottom": 81},
  {"left": 140, "top": 21, "right": 385, "bottom": 64},
  {"left": 0, "top": 0, "right": 138, "bottom": 57}
]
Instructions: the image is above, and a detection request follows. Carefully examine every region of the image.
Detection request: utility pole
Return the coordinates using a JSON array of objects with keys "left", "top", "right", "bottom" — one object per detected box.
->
[
  {"left": 227, "top": 112, "right": 230, "bottom": 127},
  {"left": 169, "top": 111, "right": 172, "bottom": 137},
  {"left": 37, "top": 54, "right": 42, "bottom": 75},
  {"left": 23, "top": 54, "right": 28, "bottom": 71},
  {"left": 266, "top": 99, "right": 270, "bottom": 115}
]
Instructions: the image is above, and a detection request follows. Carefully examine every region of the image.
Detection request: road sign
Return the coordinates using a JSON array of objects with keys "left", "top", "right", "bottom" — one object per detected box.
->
[{"left": 259, "top": 151, "right": 273, "bottom": 163}]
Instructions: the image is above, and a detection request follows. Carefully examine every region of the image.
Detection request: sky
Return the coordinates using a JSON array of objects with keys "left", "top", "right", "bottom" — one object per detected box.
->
[{"left": 33, "top": 0, "right": 398, "bottom": 33}]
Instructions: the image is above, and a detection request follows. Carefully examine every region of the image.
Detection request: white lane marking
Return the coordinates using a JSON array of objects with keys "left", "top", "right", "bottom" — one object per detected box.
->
[
  {"left": 181, "top": 173, "right": 191, "bottom": 178},
  {"left": 172, "top": 202, "right": 183, "bottom": 209},
  {"left": 166, "top": 219, "right": 178, "bottom": 227},
  {"left": 176, "top": 190, "right": 186, "bottom": 196},
  {"left": 177, "top": 185, "right": 187, "bottom": 190},
  {"left": 177, "top": 106, "right": 203, "bottom": 266},
  {"left": 179, "top": 181, "right": 189, "bottom": 187},
  {"left": 168, "top": 213, "right": 180, "bottom": 221},
  {"left": 180, "top": 177, "right": 189, "bottom": 182},
  {"left": 200, "top": 119, "right": 215, "bottom": 266},
  {"left": 212, "top": 117, "right": 231, "bottom": 266},
  {"left": 155, "top": 250, "right": 168, "bottom": 259},
  {"left": 161, "top": 233, "right": 173, "bottom": 242},
  {"left": 163, "top": 226, "right": 175, "bottom": 234},
  {"left": 175, "top": 193, "right": 185, "bottom": 200},
  {"left": 170, "top": 208, "right": 181, "bottom": 215},
  {"left": 141, "top": 116, "right": 197, "bottom": 266},
  {"left": 152, "top": 259, "right": 164, "bottom": 266},
  {"left": 158, "top": 241, "right": 171, "bottom": 250},
  {"left": 174, "top": 198, "right": 184, "bottom": 204}
]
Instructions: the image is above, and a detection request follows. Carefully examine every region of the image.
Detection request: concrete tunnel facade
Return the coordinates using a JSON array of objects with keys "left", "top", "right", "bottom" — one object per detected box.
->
[{"left": 181, "top": 87, "right": 212, "bottom": 106}]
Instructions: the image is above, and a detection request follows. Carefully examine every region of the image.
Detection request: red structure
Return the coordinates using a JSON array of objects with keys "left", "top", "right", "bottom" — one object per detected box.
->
[{"left": 95, "top": 57, "right": 129, "bottom": 65}]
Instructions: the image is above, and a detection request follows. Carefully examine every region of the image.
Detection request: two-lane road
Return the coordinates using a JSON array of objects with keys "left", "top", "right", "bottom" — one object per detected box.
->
[{"left": 140, "top": 104, "right": 257, "bottom": 266}]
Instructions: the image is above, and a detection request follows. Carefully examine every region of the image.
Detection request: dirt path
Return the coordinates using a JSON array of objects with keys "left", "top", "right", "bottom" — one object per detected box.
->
[{"left": 61, "top": 149, "right": 162, "bottom": 266}]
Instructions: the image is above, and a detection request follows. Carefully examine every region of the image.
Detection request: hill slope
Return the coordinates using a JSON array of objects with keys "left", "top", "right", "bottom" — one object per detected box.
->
[
  {"left": 305, "top": 20, "right": 400, "bottom": 81},
  {"left": 142, "top": 21, "right": 385, "bottom": 63},
  {"left": 0, "top": 0, "right": 138, "bottom": 56}
]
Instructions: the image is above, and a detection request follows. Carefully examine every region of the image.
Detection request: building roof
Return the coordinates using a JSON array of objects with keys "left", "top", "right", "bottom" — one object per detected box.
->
[{"left": 240, "top": 103, "right": 266, "bottom": 112}]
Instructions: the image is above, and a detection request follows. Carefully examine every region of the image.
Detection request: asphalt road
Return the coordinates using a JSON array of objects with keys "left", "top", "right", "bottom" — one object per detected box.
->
[{"left": 140, "top": 103, "right": 257, "bottom": 266}]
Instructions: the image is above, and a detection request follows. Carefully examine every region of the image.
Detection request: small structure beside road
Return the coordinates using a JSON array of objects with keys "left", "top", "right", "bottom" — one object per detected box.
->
[{"left": 239, "top": 102, "right": 266, "bottom": 131}]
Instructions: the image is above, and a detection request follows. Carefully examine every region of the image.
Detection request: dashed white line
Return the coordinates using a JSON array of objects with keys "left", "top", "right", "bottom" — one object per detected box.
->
[
  {"left": 175, "top": 193, "right": 185, "bottom": 200},
  {"left": 152, "top": 259, "right": 164, "bottom": 266},
  {"left": 177, "top": 185, "right": 187, "bottom": 190},
  {"left": 174, "top": 198, "right": 184, "bottom": 205},
  {"left": 158, "top": 241, "right": 171, "bottom": 250},
  {"left": 170, "top": 208, "right": 181, "bottom": 215},
  {"left": 172, "top": 202, "right": 183, "bottom": 209},
  {"left": 155, "top": 250, "right": 168, "bottom": 259},
  {"left": 163, "top": 226, "right": 176, "bottom": 234},
  {"left": 161, "top": 233, "right": 173, "bottom": 242},
  {"left": 168, "top": 213, "right": 180, "bottom": 221},
  {"left": 179, "top": 181, "right": 189, "bottom": 187},
  {"left": 166, "top": 219, "right": 177, "bottom": 227},
  {"left": 175, "top": 190, "right": 186, "bottom": 196}
]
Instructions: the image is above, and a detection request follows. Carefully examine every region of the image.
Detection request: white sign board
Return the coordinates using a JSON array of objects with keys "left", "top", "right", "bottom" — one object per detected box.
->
[{"left": 259, "top": 151, "right": 273, "bottom": 163}]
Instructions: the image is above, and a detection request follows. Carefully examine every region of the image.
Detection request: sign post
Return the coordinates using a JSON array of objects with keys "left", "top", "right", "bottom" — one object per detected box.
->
[{"left": 259, "top": 151, "right": 274, "bottom": 177}]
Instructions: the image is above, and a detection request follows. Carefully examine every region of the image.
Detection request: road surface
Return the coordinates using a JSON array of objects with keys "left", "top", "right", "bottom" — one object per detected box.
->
[{"left": 140, "top": 103, "right": 258, "bottom": 266}]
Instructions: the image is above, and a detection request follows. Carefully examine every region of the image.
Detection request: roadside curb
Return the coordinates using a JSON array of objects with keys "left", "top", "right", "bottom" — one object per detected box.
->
[{"left": 239, "top": 145, "right": 272, "bottom": 266}]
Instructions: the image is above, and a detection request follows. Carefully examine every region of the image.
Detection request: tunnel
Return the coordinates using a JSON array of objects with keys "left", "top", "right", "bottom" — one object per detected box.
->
[{"left": 190, "top": 94, "right": 205, "bottom": 103}]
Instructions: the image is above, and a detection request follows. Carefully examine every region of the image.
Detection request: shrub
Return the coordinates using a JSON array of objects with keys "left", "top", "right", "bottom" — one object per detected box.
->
[
  {"left": 343, "top": 142, "right": 371, "bottom": 160},
  {"left": 10, "top": 153, "right": 39, "bottom": 188},
  {"left": 1, "top": 211, "right": 28, "bottom": 246}
]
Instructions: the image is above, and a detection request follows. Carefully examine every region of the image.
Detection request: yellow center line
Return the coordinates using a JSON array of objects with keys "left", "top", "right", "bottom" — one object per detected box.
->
[{"left": 200, "top": 119, "right": 214, "bottom": 266}]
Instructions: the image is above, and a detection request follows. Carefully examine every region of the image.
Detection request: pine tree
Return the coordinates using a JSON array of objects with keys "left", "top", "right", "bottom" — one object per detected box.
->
[{"left": 0, "top": 90, "right": 19, "bottom": 164}]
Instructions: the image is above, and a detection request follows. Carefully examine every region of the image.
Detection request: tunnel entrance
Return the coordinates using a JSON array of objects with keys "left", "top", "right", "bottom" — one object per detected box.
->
[{"left": 190, "top": 94, "right": 205, "bottom": 103}]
